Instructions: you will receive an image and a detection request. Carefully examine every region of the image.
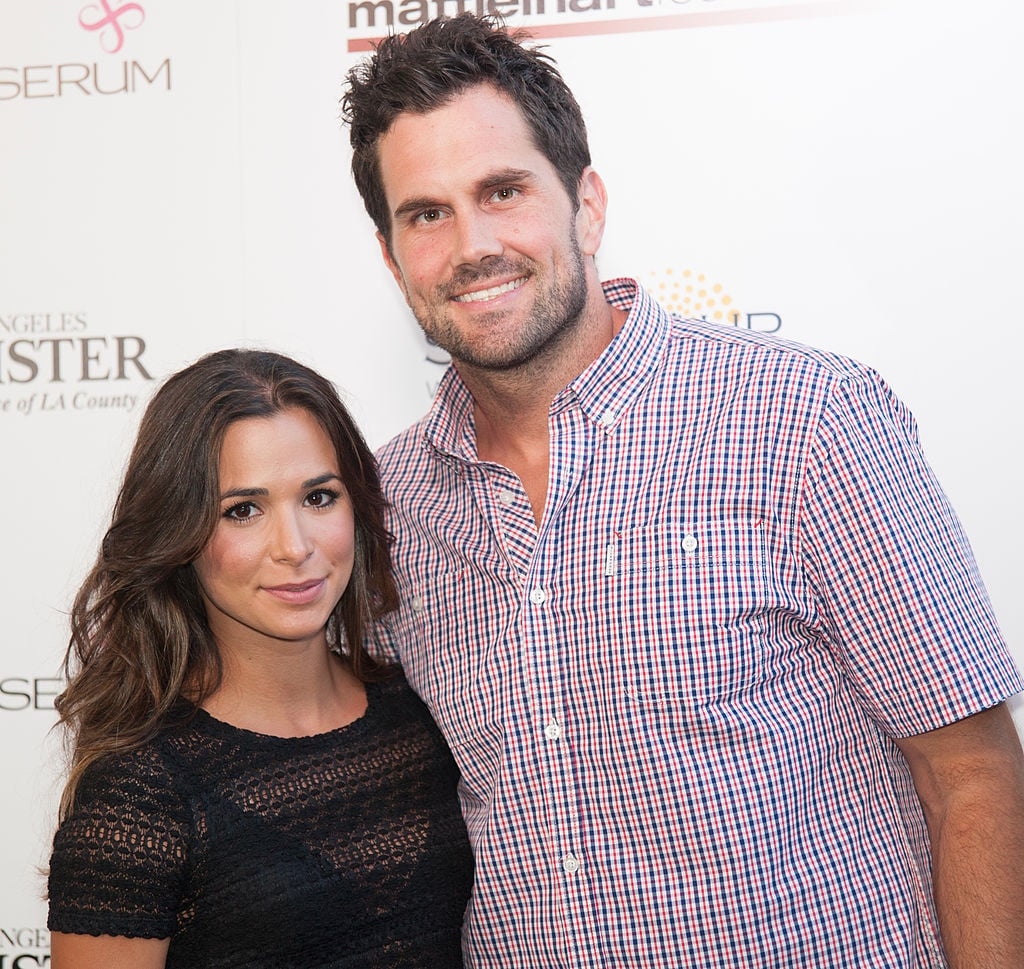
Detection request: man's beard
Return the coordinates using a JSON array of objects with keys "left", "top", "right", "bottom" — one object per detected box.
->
[{"left": 413, "top": 231, "right": 588, "bottom": 373}]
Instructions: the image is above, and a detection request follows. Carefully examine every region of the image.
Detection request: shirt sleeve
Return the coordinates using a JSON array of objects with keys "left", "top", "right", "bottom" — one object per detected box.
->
[
  {"left": 48, "top": 741, "right": 189, "bottom": 939},
  {"left": 799, "top": 367, "right": 1023, "bottom": 737}
]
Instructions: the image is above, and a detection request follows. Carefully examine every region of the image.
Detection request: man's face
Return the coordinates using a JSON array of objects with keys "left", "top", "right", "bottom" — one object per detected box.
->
[{"left": 375, "top": 84, "right": 604, "bottom": 373}]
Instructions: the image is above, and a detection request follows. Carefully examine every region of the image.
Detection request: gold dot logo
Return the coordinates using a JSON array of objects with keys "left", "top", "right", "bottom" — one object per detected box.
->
[{"left": 644, "top": 268, "right": 742, "bottom": 325}]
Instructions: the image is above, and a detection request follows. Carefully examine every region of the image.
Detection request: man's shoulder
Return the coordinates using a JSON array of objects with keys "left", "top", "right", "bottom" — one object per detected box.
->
[
  {"left": 663, "top": 314, "right": 871, "bottom": 384},
  {"left": 610, "top": 279, "right": 874, "bottom": 386},
  {"left": 376, "top": 415, "right": 428, "bottom": 463},
  {"left": 375, "top": 415, "right": 435, "bottom": 495}
]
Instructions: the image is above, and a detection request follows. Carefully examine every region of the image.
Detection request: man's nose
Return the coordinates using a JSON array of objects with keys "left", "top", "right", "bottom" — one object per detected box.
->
[{"left": 452, "top": 210, "right": 503, "bottom": 267}]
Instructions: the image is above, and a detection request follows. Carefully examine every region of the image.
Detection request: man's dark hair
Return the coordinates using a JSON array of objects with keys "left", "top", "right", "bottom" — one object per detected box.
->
[{"left": 341, "top": 14, "right": 591, "bottom": 247}]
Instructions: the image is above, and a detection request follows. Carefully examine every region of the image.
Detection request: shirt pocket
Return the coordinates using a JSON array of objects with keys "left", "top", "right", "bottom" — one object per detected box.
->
[{"left": 608, "top": 517, "right": 769, "bottom": 703}]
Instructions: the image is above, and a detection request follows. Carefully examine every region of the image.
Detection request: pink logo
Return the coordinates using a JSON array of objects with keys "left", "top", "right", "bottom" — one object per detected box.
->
[{"left": 79, "top": 1, "right": 146, "bottom": 54}]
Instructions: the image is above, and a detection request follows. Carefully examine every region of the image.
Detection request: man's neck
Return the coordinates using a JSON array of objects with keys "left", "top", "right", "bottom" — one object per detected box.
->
[{"left": 456, "top": 291, "right": 628, "bottom": 524}]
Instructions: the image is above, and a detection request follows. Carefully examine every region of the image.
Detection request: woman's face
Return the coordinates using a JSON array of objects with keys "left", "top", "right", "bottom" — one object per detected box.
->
[{"left": 192, "top": 407, "right": 356, "bottom": 658}]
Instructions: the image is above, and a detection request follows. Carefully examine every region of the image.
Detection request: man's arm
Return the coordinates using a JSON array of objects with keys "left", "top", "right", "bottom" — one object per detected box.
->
[{"left": 895, "top": 702, "right": 1024, "bottom": 969}]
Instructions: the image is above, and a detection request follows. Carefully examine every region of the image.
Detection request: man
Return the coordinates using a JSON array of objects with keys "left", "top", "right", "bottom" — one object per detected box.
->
[{"left": 342, "top": 15, "right": 1024, "bottom": 967}]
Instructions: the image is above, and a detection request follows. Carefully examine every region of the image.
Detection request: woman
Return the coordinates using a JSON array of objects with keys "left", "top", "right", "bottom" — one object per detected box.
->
[{"left": 47, "top": 349, "right": 473, "bottom": 969}]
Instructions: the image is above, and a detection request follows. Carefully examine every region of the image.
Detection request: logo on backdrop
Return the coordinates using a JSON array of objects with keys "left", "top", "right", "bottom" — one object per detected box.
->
[
  {"left": 643, "top": 267, "right": 782, "bottom": 333},
  {"left": 79, "top": 1, "right": 146, "bottom": 53},
  {"left": 346, "top": 0, "right": 871, "bottom": 52},
  {"left": 0, "top": 3, "right": 169, "bottom": 101},
  {"left": 423, "top": 337, "right": 450, "bottom": 399},
  {"left": 0, "top": 311, "right": 154, "bottom": 418},
  {"left": 0, "top": 927, "right": 50, "bottom": 966},
  {"left": 0, "top": 677, "right": 63, "bottom": 713}
]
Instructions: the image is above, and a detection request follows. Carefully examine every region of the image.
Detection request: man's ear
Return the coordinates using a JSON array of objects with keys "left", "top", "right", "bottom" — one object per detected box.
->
[
  {"left": 575, "top": 167, "right": 609, "bottom": 258},
  {"left": 376, "top": 230, "right": 409, "bottom": 304}
]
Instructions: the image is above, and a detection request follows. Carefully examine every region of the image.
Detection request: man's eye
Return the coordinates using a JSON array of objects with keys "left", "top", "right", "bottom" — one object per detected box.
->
[
  {"left": 493, "top": 187, "right": 518, "bottom": 201},
  {"left": 417, "top": 209, "right": 442, "bottom": 223}
]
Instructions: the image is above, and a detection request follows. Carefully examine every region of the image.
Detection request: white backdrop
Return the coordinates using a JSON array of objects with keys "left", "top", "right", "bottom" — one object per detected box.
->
[{"left": 2, "top": 0, "right": 1021, "bottom": 959}]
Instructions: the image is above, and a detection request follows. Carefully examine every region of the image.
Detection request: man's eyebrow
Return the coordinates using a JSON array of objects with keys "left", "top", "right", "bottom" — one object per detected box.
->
[
  {"left": 478, "top": 168, "right": 535, "bottom": 191},
  {"left": 393, "top": 195, "right": 441, "bottom": 220}
]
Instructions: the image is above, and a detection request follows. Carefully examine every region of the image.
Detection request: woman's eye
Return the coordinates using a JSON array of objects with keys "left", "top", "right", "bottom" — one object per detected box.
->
[
  {"left": 224, "top": 502, "right": 257, "bottom": 521},
  {"left": 306, "top": 489, "right": 338, "bottom": 509}
]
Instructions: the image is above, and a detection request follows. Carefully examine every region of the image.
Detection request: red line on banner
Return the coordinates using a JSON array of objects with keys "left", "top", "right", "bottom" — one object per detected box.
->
[{"left": 346, "top": 1, "right": 869, "bottom": 52}]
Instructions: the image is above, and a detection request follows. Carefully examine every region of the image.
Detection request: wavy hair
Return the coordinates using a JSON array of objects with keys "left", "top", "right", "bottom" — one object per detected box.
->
[
  {"left": 55, "top": 349, "right": 397, "bottom": 819},
  {"left": 341, "top": 13, "right": 591, "bottom": 249}
]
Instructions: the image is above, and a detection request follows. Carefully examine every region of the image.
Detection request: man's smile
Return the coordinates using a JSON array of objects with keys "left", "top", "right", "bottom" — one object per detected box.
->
[{"left": 452, "top": 277, "right": 527, "bottom": 303}]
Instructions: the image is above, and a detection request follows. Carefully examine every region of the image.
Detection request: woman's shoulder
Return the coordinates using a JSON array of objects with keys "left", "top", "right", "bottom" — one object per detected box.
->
[
  {"left": 49, "top": 731, "right": 193, "bottom": 941},
  {"left": 370, "top": 666, "right": 433, "bottom": 719},
  {"left": 364, "top": 667, "right": 454, "bottom": 758},
  {"left": 70, "top": 707, "right": 207, "bottom": 816}
]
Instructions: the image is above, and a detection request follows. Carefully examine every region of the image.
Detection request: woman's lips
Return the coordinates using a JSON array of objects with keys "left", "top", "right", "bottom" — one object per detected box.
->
[{"left": 262, "top": 579, "right": 326, "bottom": 605}]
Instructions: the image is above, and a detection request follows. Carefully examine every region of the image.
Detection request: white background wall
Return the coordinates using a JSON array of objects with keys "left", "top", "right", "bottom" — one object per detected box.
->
[{"left": 2, "top": 0, "right": 1020, "bottom": 959}]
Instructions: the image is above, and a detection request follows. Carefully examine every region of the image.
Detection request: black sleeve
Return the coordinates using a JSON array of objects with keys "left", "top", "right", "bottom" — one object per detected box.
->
[{"left": 48, "top": 741, "right": 189, "bottom": 939}]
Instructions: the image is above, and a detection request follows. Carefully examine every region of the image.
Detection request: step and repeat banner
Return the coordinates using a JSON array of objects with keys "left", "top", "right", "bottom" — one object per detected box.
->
[{"left": 2, "top": 0, "right": 1021, "bottom": 959}]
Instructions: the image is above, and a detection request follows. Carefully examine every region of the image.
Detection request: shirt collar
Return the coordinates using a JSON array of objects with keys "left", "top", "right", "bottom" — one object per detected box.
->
[
  {"left": 422, "top": 277, "right": 671, "bottom": 461},
  {"left": 561, "top": 278, "right": 669, "bottom": 429}
]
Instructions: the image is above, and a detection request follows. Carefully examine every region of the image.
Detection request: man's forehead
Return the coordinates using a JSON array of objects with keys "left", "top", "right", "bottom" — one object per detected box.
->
[{"left": 378, "top": 83, "right": 531, "bottom": 151}]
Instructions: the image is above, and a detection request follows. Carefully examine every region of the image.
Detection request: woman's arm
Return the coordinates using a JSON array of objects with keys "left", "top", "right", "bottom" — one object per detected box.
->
[{"left": 50, "top": 931, "right": 170, "bottom": 969}]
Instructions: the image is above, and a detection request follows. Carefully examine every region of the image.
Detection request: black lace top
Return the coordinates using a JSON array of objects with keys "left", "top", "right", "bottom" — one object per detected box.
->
[{"left": 48, "top": 674, "right": 473, "bottom": 968}]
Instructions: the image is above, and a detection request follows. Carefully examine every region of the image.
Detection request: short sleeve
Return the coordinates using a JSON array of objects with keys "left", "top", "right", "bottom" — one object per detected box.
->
[
  {"left": 48, "top": 741, "right": 189, "bottom": 939},
  {"left": 799, "top": 368, "right": 1022, "bottom": 737}
]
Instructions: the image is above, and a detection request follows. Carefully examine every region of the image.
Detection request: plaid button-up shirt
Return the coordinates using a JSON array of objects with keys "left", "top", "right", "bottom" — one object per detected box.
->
[{"left": 376, "top": 279, "right": 1022, "bottom": 968}]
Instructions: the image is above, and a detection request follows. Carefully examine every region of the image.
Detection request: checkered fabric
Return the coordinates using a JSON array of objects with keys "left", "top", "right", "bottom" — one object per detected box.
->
[{"left": 375, "top": 279, "right": 1022, "bottom": 968}]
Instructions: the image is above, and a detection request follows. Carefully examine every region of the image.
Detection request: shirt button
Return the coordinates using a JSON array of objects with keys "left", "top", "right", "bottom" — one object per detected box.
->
[
  {"left": 544, "top": 720, "right": 562, "bottom": 740},
  {"left": 410, "top": 594, "right": 425, "bottom": 613},
  {"left": 529, "top": 587, "right": 547, "bottom": 605},
  {"left": 563, "top": 853, "right": 581, "bottom": 874},
  {"left": 600, "top": 409, "right": 615, "bottom": 427},
  {"left": 682, "top": 534, "right": 698, "bottom": 553},
  {"left": 497, "top": 488, "right": 515, "bottom": 506}
]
